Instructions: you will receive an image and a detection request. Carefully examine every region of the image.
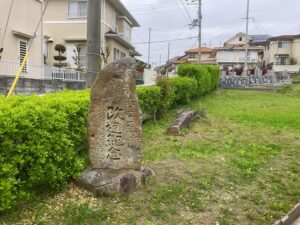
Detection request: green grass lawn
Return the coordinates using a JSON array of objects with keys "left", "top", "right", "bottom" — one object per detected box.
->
[
  {"left": 294, "top": 75, "right": 300, "bottom": 82},
  {"left": 1, "top": 85, "right": 300, "bottom": 225}
]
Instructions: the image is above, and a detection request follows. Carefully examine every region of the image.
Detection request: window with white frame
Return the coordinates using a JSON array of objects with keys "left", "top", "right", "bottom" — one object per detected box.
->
[
  {"left": 68, "top": 0, "right": 87, "bottom": 18},
  {"left": 19, "top": 40, "right": 28, "bottom": 74},
  {"left": 121, "top": 52, "right": 126, "bottom": 59},
  {"left": 123, "top": 22, "right": 131, "bottom": 41},
  {"left": 66, "top": 43, "right": 87, "bottom": 69},
  {"left": 276, "top": 56, "right": 288, "bottom": 65},
  {"left": 278, "top": 41, "right": 288, "bottom": 48},
  {"left": 43, "top": 39, "right": 48, "bottom": 58},
  {"left": 113, "top": 48, "right": 120, "bottom": 61}
]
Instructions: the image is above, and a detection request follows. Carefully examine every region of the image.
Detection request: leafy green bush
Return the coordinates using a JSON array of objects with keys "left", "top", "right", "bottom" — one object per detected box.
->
[
  {"left": 169, "top": 77, "right": 198, "bottom": 105},
  {"left": 203, "top": 65, "right": 221, "bottom": 91},
  {"left": 136, "top": 86, "right": 162, "bottom": 122},
  {"left": 0, "top": 91, "right": 89, "bottom": 212},
  {"left": 177, "top": 64, "right": 220, "bottom": 94},
  {"left": 156, "top": 77, "right": 176, "bottom": 115}
]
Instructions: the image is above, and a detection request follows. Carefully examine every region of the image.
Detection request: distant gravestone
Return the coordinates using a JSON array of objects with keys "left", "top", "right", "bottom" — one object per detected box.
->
[{"left": 80, "top": 58, "right": 154, "bottom": 195}]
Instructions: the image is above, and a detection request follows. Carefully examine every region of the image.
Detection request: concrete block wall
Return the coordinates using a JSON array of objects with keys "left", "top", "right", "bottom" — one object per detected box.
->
[{"left": 0, "top": 77, "right": 86, "bottom": 95}]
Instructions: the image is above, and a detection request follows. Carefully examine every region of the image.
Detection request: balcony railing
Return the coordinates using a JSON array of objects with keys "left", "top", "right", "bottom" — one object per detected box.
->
[
  {"left": 44, "top": 66, "right": 85, "bottom": 82},
  {"left": 0, "top": 60, "right": 85, "bottom": 82}
]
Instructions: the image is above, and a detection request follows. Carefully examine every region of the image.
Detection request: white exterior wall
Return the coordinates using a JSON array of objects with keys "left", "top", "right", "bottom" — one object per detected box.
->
[
  {"left": 265, "top": 39, "right": 300, "bottom": 66},
  {"left": 273, "top": 65, "right": 300, "bottom": 72},
  {"left": 292, "top": 38, "right": 300, "bottom": 64},
  {"left": 44, "top": 0, "right": 136, "bottom": 69},
  {"left": 0, "top": 0, "right": 43, "bottom": 80},
  {"left": 143, "top": 69, "right": 157, "bottom": 86},
  {"left": 216, "top": 50, "right": 259, "bottom": 64},
  {"left": 226, "top": 34, "right": 247, "bottom": 46}
]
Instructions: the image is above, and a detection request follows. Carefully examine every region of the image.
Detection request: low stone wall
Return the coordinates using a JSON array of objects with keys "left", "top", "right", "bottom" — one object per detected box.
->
[{"left": 0, "top": 77, "right": 86, "bottom": 95}]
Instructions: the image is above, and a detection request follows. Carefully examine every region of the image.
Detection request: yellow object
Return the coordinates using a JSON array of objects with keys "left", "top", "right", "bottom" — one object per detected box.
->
[{"left": 7, "top": 51, "right": 29, "bottom": 98}]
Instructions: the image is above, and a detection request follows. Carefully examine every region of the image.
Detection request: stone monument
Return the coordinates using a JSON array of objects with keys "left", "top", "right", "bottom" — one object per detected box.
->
[{"left": 80, "top": 58, "right": 154, "bottom": 196}]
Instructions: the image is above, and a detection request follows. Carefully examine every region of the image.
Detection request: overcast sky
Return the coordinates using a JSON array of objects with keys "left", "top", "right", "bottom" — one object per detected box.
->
[{"left": 120, "top": 0, "right": 300, "bottom": 68}]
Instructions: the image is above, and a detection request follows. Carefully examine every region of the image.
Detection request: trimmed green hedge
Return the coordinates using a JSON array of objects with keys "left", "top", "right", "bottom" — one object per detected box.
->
[
  {"left": 156, "top": 76, "right": 199, "bottom": 106},
  {"left": 0, "top": 91, "right": 89, "bottom": 212},
  {"left": 136, "top": 86, "right": 162, "bottom": 121},
  {"left": 0, "top": 65, "right": 220, "bottom": 212},
  {"left": 177, "top": 64, "right": 220, "bottom": 95}
]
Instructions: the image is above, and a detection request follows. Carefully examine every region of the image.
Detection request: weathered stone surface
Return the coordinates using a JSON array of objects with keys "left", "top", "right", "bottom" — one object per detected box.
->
[
  {"left": 168, "top": 109, "right": 196, "bottom": 136},
  {"left": 88, "top": 58, "right": 143, "bottom": 170},
  {"left": 79, "top": 167, "right": 155, "bottom": 196}
]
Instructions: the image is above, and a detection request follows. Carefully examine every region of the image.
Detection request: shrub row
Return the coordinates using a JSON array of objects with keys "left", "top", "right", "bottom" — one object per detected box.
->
[
  {"left": 0, "top": 91, "right": 89, "bottom": 212},
  {"left": 138, "top": 64, "right": 220, "bottom": 119},
  {"left": 177, "top": 64, "right": 220, "bottom": 95},
  {"left": 0, "top": 64, "right": 220, "bottom": 212}
]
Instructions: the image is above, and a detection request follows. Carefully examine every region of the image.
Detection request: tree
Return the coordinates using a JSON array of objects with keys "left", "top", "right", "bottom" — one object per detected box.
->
[
  {"left": 53, "top": 44, "right": 67, "bottom": 69},
  {"left": 72, "top": 44, "right": 83, "bottom": 72},
  {"left": 100, "top": 46, "right": 111, "bottom": 65},
  {"left": 289, "top": 57, "right": 297, "bottom": 65}
]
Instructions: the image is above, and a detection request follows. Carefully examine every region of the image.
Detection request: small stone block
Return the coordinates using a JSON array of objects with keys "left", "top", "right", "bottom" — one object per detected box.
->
[{"left": 79, "top": 167, "right": 154, "bottom": 196}]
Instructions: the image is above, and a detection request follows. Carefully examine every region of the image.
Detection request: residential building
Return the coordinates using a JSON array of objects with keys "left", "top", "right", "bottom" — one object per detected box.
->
[
  {"left": 161, "top": 48, "right": 216, "bottom": 76},
  {"left": 0, "top": 0, "right": 140, "bottom": 95},
  {"left": 165, "top": 56, "right": 183, "bottom": 76},
  {"left": 223, "top": 33, "right": 271, "bottom": 46},
  {"left": 44, "top": 0, "right": 140, "bottom": 70},
  {"left": 0, "top": 0, "right": 43, "bottom": 80},
  {"left": 264, "top": 35, "right": 300, "bottom": 72},
  {"left": 180, "top": 47, "right": 216, "bottom": 64},
  {"left": 214, "top": 32, "right": 265, "bottom": 70},
  {"left": 0, "top": 0, "right": 88, "bottom": 95}
]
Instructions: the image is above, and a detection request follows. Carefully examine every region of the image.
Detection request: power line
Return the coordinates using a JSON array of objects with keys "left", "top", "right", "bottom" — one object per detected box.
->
[
  {"left": 131, "top": 6, "right": 191, "bottom": 15},
  {"left": 128, "top": 1, "right": 176, "bottom": 10},
  {"left": 150, "top": 24, "right": 191, "bottom": 33},
  {"left": 128, "top": 2, "right": 179, "bottom": 12},
  {"left": 133, "top": 30, "right": 146, "bottom": 42},
  {"left": 178, "top": 0, "right": 193, "bottom": 22},
  {"left": 132, "top": 36, "right": 198, "bottom": 45},
  {"left": 29, "top": 0, "right": 50, "bottom": 51}
]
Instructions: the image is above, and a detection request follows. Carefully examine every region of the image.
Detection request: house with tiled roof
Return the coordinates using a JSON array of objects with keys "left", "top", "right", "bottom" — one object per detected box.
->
[
  {"left": 161, "top": 47, "right": 215, "bottom": 75},
  {"left": 44, "top": 0, "right": 140, "bottom": 69},
  {"left": 177, "top": 47, "right": 216, "bottom": 64},
  {"left": 213, "top": 33, "right": 265, "bottom": 70},
  {"left": 182, "top": 47, "right": 215, "bottom": 64}
]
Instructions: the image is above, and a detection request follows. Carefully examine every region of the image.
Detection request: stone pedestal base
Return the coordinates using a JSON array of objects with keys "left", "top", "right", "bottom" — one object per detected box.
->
[{"left": 78, "top": 167, "right": 154, "bottom": 196}]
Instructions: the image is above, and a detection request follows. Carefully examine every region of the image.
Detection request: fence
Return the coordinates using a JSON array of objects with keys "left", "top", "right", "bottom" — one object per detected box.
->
[{"left": 0, "top": 60, "right": 85, "bottom": 82}]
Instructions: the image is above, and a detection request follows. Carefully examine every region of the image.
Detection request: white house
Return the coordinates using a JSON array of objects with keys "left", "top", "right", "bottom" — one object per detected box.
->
[
  {"left": 213, "top": 32, "right": 266, "bottom": 70},
  {"left": 264, "top": 35, "right": 300, "bottom": 72}
]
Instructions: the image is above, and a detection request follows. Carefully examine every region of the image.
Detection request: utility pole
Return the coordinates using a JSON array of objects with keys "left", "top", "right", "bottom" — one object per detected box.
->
[
  {"left": 147, "top": 27, "right": 151, "bottom": 67},
  {"left": 167, "top": 42, "right": 170, "bottom": 62},
  {"left": 244, "top": 0, "right": 250, "bottom": 74},
  {"left": 187, "top": 0, "right": 202, "bottom": 64},
  {"left": 198, "top": 0, "right": 202, "bottom": 64},
  {"left": 167, "top": 42, "right": 170, "bottom": 77},
  {"left": 159, "top": 53, "right": 162, "bottom": 66},
  {"left": 86, "top": 0, "right": 101, "bottom": 88}
]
